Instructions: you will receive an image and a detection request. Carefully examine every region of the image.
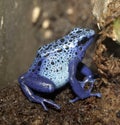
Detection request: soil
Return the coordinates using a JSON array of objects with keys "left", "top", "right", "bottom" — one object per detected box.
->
[
  {"left": 0, "top": 0, "right": 120, "bottom": 125},
  {"left": 0, "top": 83, "right": 120, "bottom": 125}
]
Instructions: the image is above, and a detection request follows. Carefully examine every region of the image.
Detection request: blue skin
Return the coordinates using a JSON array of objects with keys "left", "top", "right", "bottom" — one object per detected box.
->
[{"left": 18, "top": 28, "right": 101, "bottom": 111}]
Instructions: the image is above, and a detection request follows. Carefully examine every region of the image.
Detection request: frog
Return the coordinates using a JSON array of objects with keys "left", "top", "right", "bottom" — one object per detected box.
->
[{"left": 18, "top": 28, "right": 101, "bottom": 111}]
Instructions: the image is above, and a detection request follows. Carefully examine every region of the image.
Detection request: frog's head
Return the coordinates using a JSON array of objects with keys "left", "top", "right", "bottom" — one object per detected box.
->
[
  {"left": 70, "top": 28, "right": 95, "bottom": 48},
  {"left": 70, "top": 28, "right": 95, "bottom": 47},
  {"left": 69, "top": 28, "right": 96, "bottom": 60}
]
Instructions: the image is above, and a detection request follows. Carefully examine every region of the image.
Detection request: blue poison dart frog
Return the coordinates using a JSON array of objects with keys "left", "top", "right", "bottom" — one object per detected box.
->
[{"left": 18, "top": 28, "right": 101, "bottom": 111}]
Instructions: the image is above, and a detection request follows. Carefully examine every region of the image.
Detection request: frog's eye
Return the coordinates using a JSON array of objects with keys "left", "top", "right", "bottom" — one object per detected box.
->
[
  {"left": 78, "top": 37, "right": 89, "bottom": 46},
  {"left": 81, "top": 37, "right": 89, "bottom": 44}
]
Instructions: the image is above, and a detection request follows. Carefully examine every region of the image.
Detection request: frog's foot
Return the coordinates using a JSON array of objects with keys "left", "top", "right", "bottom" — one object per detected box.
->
[
  {"left": 18, "top": 73, "right": 60, "bottom": 111},
  {"left": 80, "top": 75, "right": 95, "bottom": 88},
  {"left": 69, "top": 80, "right": 101, "bottom": 103},
  {"left": 29, "top": 94, "right": 60, "bottom": 111},
  {"left": 78, "top": 62, "right": 100, "bottom": 89},
  {"left": 79, "top": 75, "right": 101, "bottom": 99}
]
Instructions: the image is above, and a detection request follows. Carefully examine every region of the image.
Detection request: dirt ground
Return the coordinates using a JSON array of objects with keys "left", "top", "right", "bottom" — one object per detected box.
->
[{"left": 0, "top": 0, "right": 120, "bottom": 125}]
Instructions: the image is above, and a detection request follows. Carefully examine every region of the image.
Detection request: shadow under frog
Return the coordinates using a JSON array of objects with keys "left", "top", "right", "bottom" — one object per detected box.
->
[{"left": 18, "top": 28, "right": 101, "bottom": 111}]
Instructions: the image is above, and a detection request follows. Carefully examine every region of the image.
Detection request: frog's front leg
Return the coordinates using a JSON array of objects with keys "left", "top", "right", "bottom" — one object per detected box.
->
[
  {"left": 69, "top": 58, "right": 101, "bottom": 103},
  {"left": 18, "top": 73, "right": 60, "bottom": 111}
]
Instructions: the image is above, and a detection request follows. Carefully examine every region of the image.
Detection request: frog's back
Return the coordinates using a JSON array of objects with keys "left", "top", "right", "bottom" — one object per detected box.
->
[{"left": 37, "top": 27, "right": 86, "bottom": 57}]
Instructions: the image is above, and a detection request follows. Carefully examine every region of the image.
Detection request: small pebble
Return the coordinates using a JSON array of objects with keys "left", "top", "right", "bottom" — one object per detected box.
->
[
  {"left": 32, "top": 6, "right": 41, "bottom": 24},
  {"left": 66, "top": 7, "right": 74, "bottom": 15},
  {"left": 42, "top": 19, "right": 50, "bottom": 29}
]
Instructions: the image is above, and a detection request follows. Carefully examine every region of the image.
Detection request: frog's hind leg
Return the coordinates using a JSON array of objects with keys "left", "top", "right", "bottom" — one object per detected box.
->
[{"left": 18, "top": 73, "right": 60, "bottom": 111}]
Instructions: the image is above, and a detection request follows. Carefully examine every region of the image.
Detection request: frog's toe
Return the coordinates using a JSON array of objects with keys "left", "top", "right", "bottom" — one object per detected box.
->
[
  {"left": 69, "top": 97, "right": 79, "bottom": 103},
  {"left": 43, "top": 99, "right": 61, "bottom": 110},
  {"left": 80, "top": 76, "right": 95, "bottom": 88},
  {"left": 90, "top": 93, "right": 102, "bottom": 98},
  {"left": 41, "top": 101, "right": 48, "bottom": 111}
]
